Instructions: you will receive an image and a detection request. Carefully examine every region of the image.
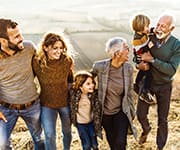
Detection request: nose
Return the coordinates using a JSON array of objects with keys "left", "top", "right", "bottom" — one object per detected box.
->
[
  {"left": 91, "top": 83, "right": 95, "bottom": 88},
  {"left": 56, "top": 48, "right": 63, "bottom": 53},
  {"left": 156, "top": 24, "right": 162, "bottom": 31},
  {"left": 19, "top": 34, "right": 24, "bottom": 41}
]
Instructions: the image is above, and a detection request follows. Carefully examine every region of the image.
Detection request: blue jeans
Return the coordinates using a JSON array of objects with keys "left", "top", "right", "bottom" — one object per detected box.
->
[
  {"left": 77, "top": 122, "right": 98, "bottom": 150},
  {"left": 0, "top": 100, "right": 44, "bottom": 150},
  {"left": 41, "top": 106, "right": 72, "bottom": 150}
]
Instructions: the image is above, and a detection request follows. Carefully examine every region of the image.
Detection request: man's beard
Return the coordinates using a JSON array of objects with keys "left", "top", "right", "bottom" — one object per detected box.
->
[
  {"left": 8, "top": 40, "right": 24, "bottom": 51},
  {"left": 155, "top": 30, "right": 170, "bottom": 40}
]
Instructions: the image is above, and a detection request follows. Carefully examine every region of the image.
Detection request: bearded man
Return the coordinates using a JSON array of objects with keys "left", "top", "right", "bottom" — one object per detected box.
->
[
  {"left": 0, "top": 18, "right": 44, "bottom": 150},
  {"left": 136, "top": 14, "right": 180, "bottom": 150}
]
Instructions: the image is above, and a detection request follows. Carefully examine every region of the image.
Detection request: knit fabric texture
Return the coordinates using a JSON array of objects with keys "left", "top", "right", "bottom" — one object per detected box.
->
[{"left": 33, "top": 54, "right": 73, "bottom": 108}]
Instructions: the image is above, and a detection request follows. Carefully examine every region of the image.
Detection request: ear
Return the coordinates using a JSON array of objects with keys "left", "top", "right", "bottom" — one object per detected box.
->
[
  {"left": 80, "top": 86, "right": 85, "bottom": 93},
  {"left": 170, "top": 25, "right": 175, "bottom": 32}
]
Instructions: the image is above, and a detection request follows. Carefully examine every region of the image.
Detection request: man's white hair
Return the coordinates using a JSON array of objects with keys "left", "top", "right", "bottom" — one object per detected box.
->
[{"left": 158, "top": 12, "right": 176, "bottom": 27}]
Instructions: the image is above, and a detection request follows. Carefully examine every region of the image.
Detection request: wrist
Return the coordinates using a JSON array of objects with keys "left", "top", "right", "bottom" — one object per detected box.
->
[
  {"left": 136, "top": 64, "right": 139, "bottom": 69},
  {"left": 150, "top": 57, "right": 155, "bottom": 63}
]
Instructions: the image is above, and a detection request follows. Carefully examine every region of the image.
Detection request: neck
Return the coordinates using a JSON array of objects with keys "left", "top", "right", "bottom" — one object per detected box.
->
[
  {"left": 81, "top": 92, "right": 86, "bottom": 95},
  {"left": 111, "top": 59, "right": 123, "bottom": 68},
  {"left": 1, "top": 48, "right": 15, "bottom": 56},
  {"left": 162, "top": 34, "right": 171, "bottom": 43},
  {"left": 81, "top": 93, "right": 88, "bottom": 98}
]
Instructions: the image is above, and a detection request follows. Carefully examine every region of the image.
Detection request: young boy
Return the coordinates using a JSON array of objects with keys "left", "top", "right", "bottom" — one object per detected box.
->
[{"left": 132, "top": 14, "right": 160, "bottom": 104}]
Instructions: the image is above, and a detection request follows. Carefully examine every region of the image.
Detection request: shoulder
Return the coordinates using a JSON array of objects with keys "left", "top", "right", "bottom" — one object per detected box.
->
[
  {"left": 93, "top": 58, "right": 110, "bottom": 67},
  {"left": 70, "top": 89, "right": 82, "bottom": 104},
  {"left": 23, "top": 40, "right": 36, "bottom": 48},
  {"left": 62, "top": 54, "right": 73, "bottom": 63},
  {"left": 23, "top": 40, "right": 37, "bottom": 52},
  {"left": 124, "top": 62, "right": 133, "bottom": 67},
  {"left": 169, "top": 36, "right": 180, "bottom": 45},
  {"left": 124, "top": 62, "right": 133, "bottom": 72},
  {"left": 92, "top": 58, "right": 111, "bottom": 73},
  {"left": 167, "top": 36, "right": 180, "bottom": 51}
]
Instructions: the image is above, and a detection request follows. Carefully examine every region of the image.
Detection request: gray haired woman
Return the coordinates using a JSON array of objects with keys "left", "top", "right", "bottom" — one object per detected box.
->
[{"left": 91, "top": 37, "right": 137, "bottom": 150}]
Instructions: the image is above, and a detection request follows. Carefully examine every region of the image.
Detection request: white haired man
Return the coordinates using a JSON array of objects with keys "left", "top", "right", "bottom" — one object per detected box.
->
[
  {"left": 136, "top": 14, "right": 180, "bottom": 150},
  {"left": 0, "top": 18, "right": 44, "bottom": 149}
]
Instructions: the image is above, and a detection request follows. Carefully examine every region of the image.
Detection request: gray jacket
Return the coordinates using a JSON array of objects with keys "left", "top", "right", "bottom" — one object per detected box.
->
[{"left": 91, "top": 58, "right": 137, "bottom": 139}]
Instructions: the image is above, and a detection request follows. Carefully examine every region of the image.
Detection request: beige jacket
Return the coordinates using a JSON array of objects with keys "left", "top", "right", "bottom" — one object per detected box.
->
[{"left": 91, "top": 58, "right": 137, "bottom": 140}]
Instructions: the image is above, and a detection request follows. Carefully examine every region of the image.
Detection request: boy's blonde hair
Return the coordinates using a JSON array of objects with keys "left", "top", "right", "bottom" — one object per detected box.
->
[{"left": 132, "top": 14, "right": 150, "bottom": 32}]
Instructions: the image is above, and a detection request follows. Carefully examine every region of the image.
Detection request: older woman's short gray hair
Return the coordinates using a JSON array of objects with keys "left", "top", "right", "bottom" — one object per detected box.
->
[{"left": 105, "top": 37, "right": 127, "bottom": 55}]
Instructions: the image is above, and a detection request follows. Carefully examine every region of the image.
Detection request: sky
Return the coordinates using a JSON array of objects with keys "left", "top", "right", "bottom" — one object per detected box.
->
[
  {"left": 0, "top": 0, "right": 180, "bottom": 69},
  {"left": 1, "top": 0, "right": 179, "bottom": 15},
  {"left": 0, "top": 0, "right": 179, "bottom": 36}
]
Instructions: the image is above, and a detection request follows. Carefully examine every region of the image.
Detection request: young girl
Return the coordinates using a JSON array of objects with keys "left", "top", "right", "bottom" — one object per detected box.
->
[
  {"left": 33, "top": 32, "right": 74, "bottom": 150},
  {"left": 131, "top": 14, "right": 159, "bottom": 104},
  {"left": 70, "top": 71, "right": 102, "bottom": 150}
]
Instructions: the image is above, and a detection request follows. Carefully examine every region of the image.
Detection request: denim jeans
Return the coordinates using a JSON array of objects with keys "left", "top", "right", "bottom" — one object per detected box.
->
[
  {"left": 0, "top": 100, "right": 45, "bottom": 150},
  {"left": 41, "top": 106, "right": 72, "bottom": 150},
  {"left": 102, "top": 110, "right": 129, "bottom": 150},
  {"left": 137, "top": 82, "right": 172, "bottom": 149},
  {"left": 77, "top": 122, "right": 98, "bottom": 150}
]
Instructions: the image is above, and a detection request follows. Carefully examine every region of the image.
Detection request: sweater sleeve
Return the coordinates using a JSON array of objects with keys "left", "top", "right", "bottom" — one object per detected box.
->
[
  {"left": 127, "top": 65, "right": 136, "bottom": 119},
  {"left": 152, "top": 39, "right": 180, "bottom": 76}
]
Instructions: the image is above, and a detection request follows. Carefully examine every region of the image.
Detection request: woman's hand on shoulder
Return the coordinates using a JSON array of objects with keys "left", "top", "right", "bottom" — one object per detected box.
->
[{"left": 0, "top": 111, "right": 7, "bottom": 122}]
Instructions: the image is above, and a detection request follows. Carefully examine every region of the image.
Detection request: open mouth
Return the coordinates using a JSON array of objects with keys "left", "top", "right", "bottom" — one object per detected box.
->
[
  {"left": 155, "top": 31, "right": 165, "bottom": 39},
  {"left": 18, "top": 42, "right": 24, "bottom": 49},
  {"left": 156, "top": 31, "right": 162, "bottom": 36}
]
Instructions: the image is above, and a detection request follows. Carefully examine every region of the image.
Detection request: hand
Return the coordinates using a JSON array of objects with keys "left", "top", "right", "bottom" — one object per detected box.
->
[
  {"left": 137, "top": 61, "right": 150, "bottom": 71},
  {"left": 141, "top": 51, "right": 154, "bottom": 63},
  {"left": 0, "top": 111, "right": 7, "bottom": 122}
]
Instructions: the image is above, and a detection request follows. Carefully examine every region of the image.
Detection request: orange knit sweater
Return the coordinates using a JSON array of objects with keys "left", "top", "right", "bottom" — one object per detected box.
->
[{"left": 33, "top": 54, "right": 73, "bottom": 108}]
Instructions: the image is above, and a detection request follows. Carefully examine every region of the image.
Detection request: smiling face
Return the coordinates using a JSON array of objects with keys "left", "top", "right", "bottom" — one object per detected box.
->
[
  {"left": 155, "top": 15, "right": 175, "bottom": 40},
  {"left": 80, "top": 77, "right": 95, "bottom": 94},
  {"left": 110, "top": 42, "right": 129, "bottom": 59},
  {"left": 143, "top": 24, "right": 150, "bottom": 34},
  {"left": 7, "top": 25, "right": 24, "bottom": 51},
  {"left": 45, "top": 41, "right": 64, "bottom": 60}
]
